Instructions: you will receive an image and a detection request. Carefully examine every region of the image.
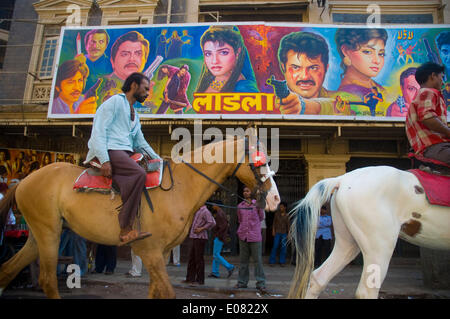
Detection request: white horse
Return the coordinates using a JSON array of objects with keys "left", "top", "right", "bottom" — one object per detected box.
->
[{"left": 288, "top": 166, "right": 450, "bottom": 299}]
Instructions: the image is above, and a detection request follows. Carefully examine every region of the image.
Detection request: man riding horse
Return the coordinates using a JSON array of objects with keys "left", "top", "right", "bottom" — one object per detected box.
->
[
  {"left": 406, "top": 62, "right": 450, "bottom": 167},
  {"left": 85, "top": 72, "right": 161, "bottom": 246}
]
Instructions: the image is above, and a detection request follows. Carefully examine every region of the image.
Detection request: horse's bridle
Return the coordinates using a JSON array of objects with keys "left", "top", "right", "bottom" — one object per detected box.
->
[{"left": 178, "top": 137, "right": 275, "bottom": 208}]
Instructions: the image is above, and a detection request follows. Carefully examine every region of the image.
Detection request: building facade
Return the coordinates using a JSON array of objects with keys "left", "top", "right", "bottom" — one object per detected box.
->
[{"left": 0, "top": 0, "right": 448, "bottom": 258}]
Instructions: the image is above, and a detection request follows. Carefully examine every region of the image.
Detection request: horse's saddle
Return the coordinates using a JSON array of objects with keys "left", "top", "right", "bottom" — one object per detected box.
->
[
  {"left": 408, "top": 152, "right": 450, "bottom": 176},
  {"left": 73, "top": 153, "right": 163, "bottom": 194},
  {"left": 407, "top": 153, "right": 450, "bottom": 207},
  {"left": 408, "top": 168, "right": 450, "bottom": 207}
]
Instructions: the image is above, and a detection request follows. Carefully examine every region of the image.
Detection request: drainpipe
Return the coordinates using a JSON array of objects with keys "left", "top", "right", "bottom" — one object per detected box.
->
[{"left": 167, "top": 0, "right": 172, "bottom": 24}]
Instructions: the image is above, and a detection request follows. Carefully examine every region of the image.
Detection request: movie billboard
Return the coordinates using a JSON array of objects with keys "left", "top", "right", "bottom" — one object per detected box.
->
[{"left": 48, "top": 22, "right": 450, "bottom": 121}]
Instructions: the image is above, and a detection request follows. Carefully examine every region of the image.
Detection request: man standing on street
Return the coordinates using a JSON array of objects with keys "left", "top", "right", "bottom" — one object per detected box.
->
[{"left": 235, "top": 187, "right": 267, "bottom": 293}]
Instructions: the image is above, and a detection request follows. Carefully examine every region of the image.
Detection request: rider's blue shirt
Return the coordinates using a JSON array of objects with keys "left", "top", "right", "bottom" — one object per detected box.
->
[{"left": 86, "top": 93, "right": 160, "bottom": 164}]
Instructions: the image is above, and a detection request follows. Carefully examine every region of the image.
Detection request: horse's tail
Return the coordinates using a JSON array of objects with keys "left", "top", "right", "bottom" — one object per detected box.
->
[
  {"left": 288, "top": 176, "right": 340, "bottom": 299},
  {"left": 0, "top": 183, "right": 18, "bottom": 236}
]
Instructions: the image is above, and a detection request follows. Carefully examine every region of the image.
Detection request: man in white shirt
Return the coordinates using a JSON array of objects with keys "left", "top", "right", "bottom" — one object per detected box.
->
[{"left": 86, "top": 72, "right": 161, "bottom": 245}]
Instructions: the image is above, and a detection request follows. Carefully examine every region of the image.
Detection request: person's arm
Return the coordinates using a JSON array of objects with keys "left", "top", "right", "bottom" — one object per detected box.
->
[
  {"left": 276, "top": 93, "right": 321, "bottom": 114},
  {"left": 89, "top": 98, "right": 116, "bottom": 164},
  {"left": 374, "top": 93, "right": 383, "bottom": 102},
  {"left": 133, "top": 118, "right": 161, "bottom": 160},
  {"left": 194, "top": 208, "right": 216, "bottom": 233},
  {"left": 417, "top": 90, "right": 450, "bottom": 138},
  {"left": 363, "top": 93, "right": 369, "bottom": 103},
  {"left": 422, "top": 116, "right": 450, "bottom": 137},
  {"left": 257, "top": 206, "right": 265, "bottom": 222}
]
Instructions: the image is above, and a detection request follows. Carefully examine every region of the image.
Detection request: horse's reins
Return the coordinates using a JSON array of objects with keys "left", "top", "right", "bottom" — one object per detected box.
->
[
  {"left": 140, "top": 137, "right": 274, "bottom": 217},
  {"left": 180, "top": 158, "right": 248, "bottom": 203}
]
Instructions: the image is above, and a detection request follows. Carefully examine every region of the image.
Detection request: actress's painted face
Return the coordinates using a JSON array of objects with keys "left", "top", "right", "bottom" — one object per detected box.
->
[
  {"left": 203, "top": 41, "right": 239, "bottom": 79},
  {"left": 344, "top": 38, "right": 386, "bottom": 78}
]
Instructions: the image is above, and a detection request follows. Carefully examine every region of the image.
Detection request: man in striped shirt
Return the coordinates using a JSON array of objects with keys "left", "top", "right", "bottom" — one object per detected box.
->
[{"left": 406, "top": 62, "right": 450, "bottom": 166}]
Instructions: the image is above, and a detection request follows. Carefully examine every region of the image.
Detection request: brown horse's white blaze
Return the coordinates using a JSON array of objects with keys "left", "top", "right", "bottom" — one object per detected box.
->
[{"left": 0, "top": 137, "right": 280, "bottom": 299}]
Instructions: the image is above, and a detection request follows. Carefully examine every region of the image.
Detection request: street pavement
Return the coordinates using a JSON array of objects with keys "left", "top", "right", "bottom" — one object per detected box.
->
[{"left": 82, "top": 255, "right": 449, "bottom": 299}]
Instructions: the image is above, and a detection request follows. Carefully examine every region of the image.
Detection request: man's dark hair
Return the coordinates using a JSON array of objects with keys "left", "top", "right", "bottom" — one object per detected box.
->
[
  {"left": 436, "top": 31, "right": 450, "bottom": 50},
  {"left": 278, "top": 31, "right": 329, "bottom": 72},
  {"left": 121, "top": 72, "right": 150, "bottom": 93},
  {"left": 84, "top": 29, "right": 110, "bottom": 48},
  {"left": 399, "top": 67, "right": 417, "bottom": 86},
  {"left": 110, "top": 31, "right": 150, "bottom": 62},
  {"left": 415, "top": 62, "right": 445, "bottom": 85}
]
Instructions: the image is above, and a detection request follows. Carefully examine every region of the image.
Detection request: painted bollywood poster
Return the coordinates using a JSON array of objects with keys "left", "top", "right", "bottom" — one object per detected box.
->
[
  {"left": 0, "top": 148, "right": 78, "bottom": 186},
  {"left": 47, "top": 23, "right": 450, "bottom": 120}
]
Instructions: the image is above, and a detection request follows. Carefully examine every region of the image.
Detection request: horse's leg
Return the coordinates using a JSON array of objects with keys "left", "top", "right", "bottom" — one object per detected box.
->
[
  {"left": 307, "top": 203, "right": 360, "bottom": 299},
  {"left": 355, "top": 237, "right": 397, "bottom": 299},
  {"left": 140, "top": 249, "right": 176, "bottom": 299},
  {"left": 29, "top": 220, "right": 63, "bottom": 299},
  {"left": 0, "top": 232, "right": 39, "bottom": 295},
  {"left": 351, "top": 210, "right": 399, "bottom": 299}
]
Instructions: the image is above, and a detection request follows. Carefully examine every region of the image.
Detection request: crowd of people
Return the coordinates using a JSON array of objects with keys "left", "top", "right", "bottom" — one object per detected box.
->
[{"left": 0, "top": 182, "right": 334, "bottom": 293}]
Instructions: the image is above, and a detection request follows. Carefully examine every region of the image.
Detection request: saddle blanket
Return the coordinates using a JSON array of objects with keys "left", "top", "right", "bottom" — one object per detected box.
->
[
  {"left": 409, "top": 169, "right": 450, "bottom": 207},
  {"left": 73, "top": 158, "right": 163, "bottom": 193}
]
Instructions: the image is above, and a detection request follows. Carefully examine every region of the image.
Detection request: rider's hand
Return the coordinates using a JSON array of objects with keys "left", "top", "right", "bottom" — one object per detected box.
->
[{"left": 101, "top": 161, "right": 112, "bottom": 178}]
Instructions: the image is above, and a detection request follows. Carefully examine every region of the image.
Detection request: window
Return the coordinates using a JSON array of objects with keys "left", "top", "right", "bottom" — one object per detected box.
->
[
  {"left": 199, "top": 4, "right": 306, "bottom": 23},
  {"left": 0, "top": 39, "right": 6, "bottom": 69},
  {"left": 38, "top": 37, "right": 58, "bottom": 78}
]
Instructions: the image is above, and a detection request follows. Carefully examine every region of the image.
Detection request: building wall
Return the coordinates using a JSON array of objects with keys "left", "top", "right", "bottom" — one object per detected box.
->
[{"left": 0, "top": 0, "right": 37, "bottom": 105}]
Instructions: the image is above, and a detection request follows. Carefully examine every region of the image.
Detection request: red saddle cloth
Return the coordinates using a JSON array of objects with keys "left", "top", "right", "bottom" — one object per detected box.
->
[
  {"left": 74, "top": 157, "right": 163, "bottom": 193},
  {"left": 409, "top": 169, "right": 450, "bottom": 207}
]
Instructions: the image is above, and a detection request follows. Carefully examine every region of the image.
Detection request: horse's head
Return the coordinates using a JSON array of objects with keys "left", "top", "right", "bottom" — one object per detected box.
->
[{"left": 232, "top": 135, "right": 280, "bottom": 211}]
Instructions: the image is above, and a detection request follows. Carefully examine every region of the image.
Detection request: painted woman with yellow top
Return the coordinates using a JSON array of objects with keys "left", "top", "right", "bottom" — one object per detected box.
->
[{"left": 195, "top": 25, "right": 259, "bottom": 93}]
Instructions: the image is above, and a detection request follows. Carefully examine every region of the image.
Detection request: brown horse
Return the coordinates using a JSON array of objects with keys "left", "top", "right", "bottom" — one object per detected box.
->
[{"left": 0, "top": 136, "right": 280, "bottom": 298}]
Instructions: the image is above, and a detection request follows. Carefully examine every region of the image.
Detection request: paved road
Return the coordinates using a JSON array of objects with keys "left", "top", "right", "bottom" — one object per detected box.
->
[{"left": 2, "top": 256, "right": 449, "bottom": 299}]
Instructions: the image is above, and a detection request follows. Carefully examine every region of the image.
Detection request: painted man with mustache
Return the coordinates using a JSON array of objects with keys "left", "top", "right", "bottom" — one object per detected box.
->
[
  {"left": 276, "top": 31, "right": 348, "bottom": 115},
  {"left": 83, "top": 29, "right": 113, "bottom": 91},
  {"left": 86, "top": 72, "right": 161, "bottom": 245},
  {"left": 97, "top": 31, "right": 150, "bottom": 105},
  {"left": 52, "top": 59, "right": 97, "bottom": 114}
]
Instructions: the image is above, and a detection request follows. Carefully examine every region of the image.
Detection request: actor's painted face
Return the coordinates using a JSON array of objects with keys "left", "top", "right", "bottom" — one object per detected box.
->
[
  {"left": 58, "top": 71, "right": 84, "bottom": 107},
  {"left": 439, "top": 44, "right": 450, "bottom": 68},
  {"left": 112, "top": 41, "right": 146, "bottom": 80},
  {"left": 86, "top": 33, "right": 108, "bottom": 62},
  {"left": 178, "top": 68, "right": 187, "bottom": 77},
  {"left": 203, "top": 41, "right": 239, "bottom": 80},
  {"left": 283, "top": 50, "right": 327, "bottom": 99},
  {"left": 401, "top": 74, "right": 420, "bottom": 104},
  {"left": 343, "top": 38, "right": 385, "bottom": 78}
]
